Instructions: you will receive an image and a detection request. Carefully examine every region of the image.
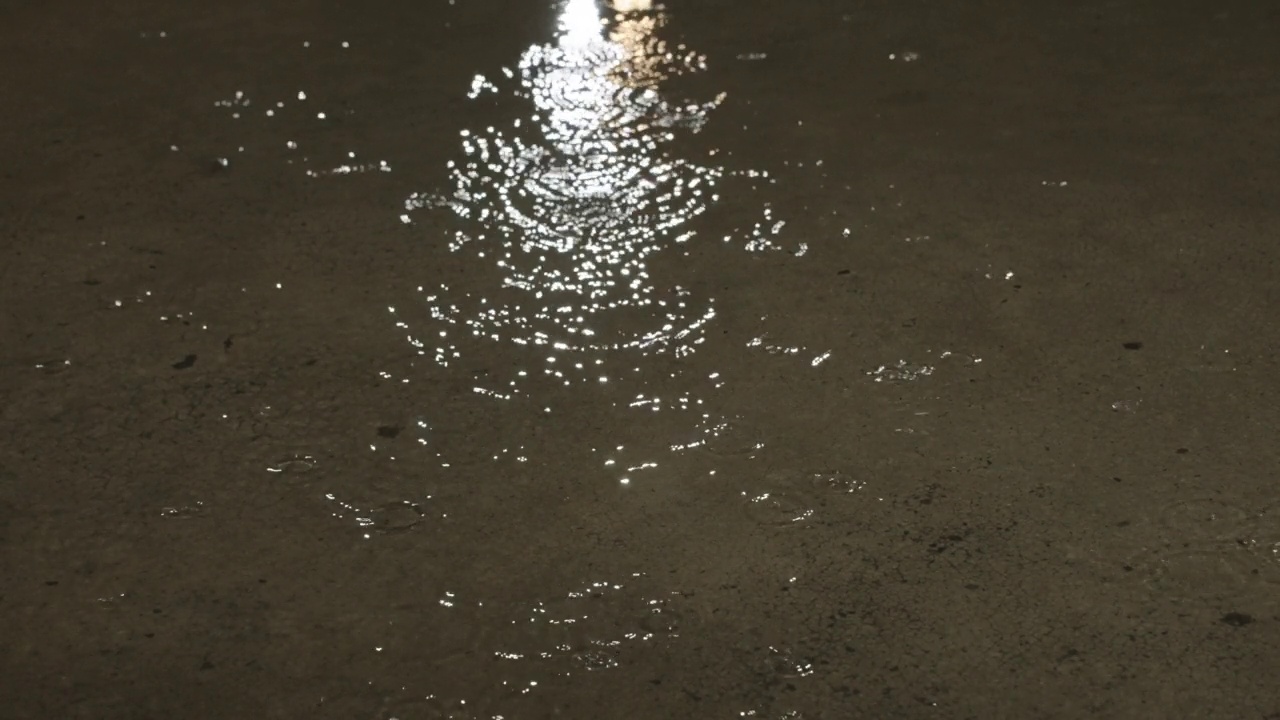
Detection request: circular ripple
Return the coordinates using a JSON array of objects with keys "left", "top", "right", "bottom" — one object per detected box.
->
[
  {"left": 1241, "top": 502, "right": 1280, "bottom": 582},
  {"left": 159, "top": 502, "right": 206, "bottom": 519},
  {"left": 739, "top": 709, "right": 811, "bottom": 720},
  {"left": 763, "top": 646, "right": 815, "bottom": 679},
  {"left": 379, "top": 696, "right": 483, "bottom": 720},
  {"left": 637, "top": 607, "right": 685, "bottom": 634},
  {"left": 267, "top": 454, "right": 317, "bottom": 474},
  {"left": 415, "top": 398, "right": 515, "bottom": 468},
  {"left": 369, "top": 501, "right": 427, "bottom": 534},
  {"left": 637, "top": 593, "right": 698, "bottom": 635},
  {"left": 809, "top": 471, "right": 866, "bottom": 494},
  {"left": 743, "top": 490, "right": 815, "bottom": 527},
  {"left": 510, "top": 590, "right": 618, "bottom": 656},
  {"left": 1251, "top": 542, "right": 1280, "bottom": 584},
  {"left": 1126, "top": 548, "right": 1259, "bottom": 600},
  {"left": 571, "top": 646, "right": 621, "bottom": 671},
  {"left": 1251, "top": 501, "right": 1280, "bottom": 542},
  {"left": 701, "top": 418, "right": 764, "bottom": 456},
  {"left": 1158, "top": 499, "right": 1251, "bottom": 542}
]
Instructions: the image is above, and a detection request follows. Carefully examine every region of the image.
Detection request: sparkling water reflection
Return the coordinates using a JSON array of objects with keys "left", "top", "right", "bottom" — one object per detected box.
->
[{"left": 402, "top": 0, "right": 733, "bottom": 393}]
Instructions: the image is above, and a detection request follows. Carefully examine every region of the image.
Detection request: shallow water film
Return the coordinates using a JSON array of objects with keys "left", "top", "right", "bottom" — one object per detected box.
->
[{"left": 3, "top": 0, "right": 1280, "bottom": 717}]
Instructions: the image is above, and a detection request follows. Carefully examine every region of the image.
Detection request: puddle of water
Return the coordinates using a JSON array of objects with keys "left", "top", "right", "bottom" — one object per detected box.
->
[{"left": 141, "top": 0, "right": 841, "bottom": 714}]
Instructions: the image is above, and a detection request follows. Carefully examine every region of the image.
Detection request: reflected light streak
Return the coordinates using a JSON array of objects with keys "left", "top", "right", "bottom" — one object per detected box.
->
[{"left": 405, "top": 0, "right": 726, "bottom": 387}]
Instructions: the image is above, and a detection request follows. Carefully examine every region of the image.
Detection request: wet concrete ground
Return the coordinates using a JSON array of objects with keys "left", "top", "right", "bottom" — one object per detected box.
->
[{"left": 3, "top": 0, "right": 1280, "bottom": 717}]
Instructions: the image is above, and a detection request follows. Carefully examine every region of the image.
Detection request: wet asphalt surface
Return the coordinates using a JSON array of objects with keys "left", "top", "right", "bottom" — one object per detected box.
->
[{"left": 3, "top": 0, "right": 1280, "bottom": 717}]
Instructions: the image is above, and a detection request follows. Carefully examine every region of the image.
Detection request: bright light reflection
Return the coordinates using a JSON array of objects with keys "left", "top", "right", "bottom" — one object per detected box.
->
[{"left": 404, "top": 0, "right": 727, "bottom": 387}]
